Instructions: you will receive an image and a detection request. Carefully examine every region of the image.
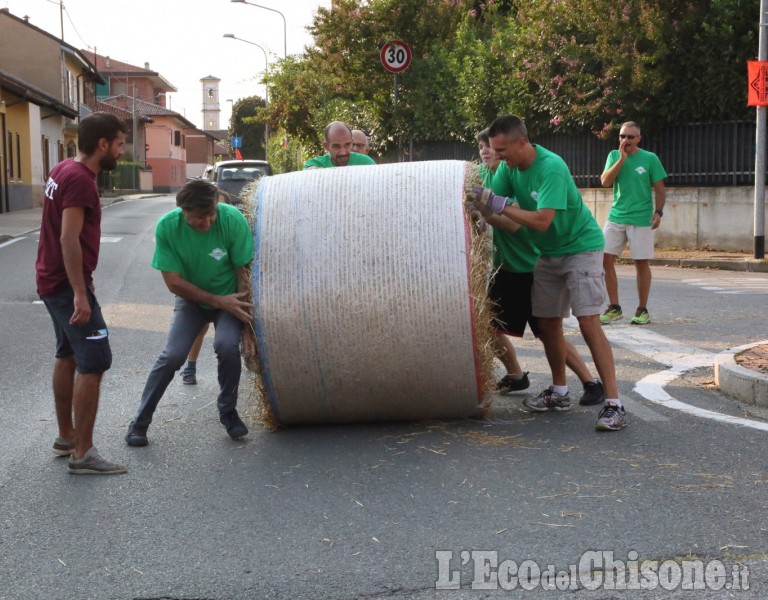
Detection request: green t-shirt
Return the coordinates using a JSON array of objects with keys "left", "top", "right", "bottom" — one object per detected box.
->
[
  {"left": 303, "top": 152, "right": 376, "bottom": 169},
  {"left": 492, "top": 145, "right": 604, "bottom": 257},
  {"left": 491, "top": 225, "right": 540, "bottom": 274},
  {"left": 152, "top": 202, "right": 255, "bottom": 306},
  {"left": 479, "top": 162, "right": 539, "bottom": 273},
  {"left": 479, "top": 163, "right": 495, "bottom": 187},
  {"left": 605, "top": 148, "right": 667, "bottom": 226}
]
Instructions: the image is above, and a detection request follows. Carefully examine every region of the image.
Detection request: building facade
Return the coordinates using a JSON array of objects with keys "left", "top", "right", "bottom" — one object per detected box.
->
[{"left": 0, "top": 9, "right": 102, "bottom": 212}]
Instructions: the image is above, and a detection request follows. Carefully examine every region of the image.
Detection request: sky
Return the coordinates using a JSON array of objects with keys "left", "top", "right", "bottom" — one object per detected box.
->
[{"left": 3, "top": 0, "right": 331, "bottom": 128}]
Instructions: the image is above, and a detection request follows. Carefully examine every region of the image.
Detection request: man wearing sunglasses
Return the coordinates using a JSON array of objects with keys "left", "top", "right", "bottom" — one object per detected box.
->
[
  {"left": 351, "top": 129, "right": 371, "bottom": 155},
  {"left": 599, "top": 122, "right": 667, "bottom": 326}
]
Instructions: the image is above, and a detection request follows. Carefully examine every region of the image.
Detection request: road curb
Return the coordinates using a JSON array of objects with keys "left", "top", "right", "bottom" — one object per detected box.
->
[
  {"left": 714, "top": 341, "right": 768, "bottom": 408},
  {"left": 618, "top": 257, "right": 768, "bottom": 272}
]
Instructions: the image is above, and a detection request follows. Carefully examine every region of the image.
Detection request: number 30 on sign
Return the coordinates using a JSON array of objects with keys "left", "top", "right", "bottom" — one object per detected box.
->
[{"left": 381, "top": 40, "right": 412, "bottom": 73}]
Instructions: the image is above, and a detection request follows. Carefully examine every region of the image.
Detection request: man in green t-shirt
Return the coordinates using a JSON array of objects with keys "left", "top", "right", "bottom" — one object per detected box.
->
[
  {"left": 476, "top": 129, "right": 605, "bottom": 407},
  {"left": 466, "top": 114, "right": 626, "bottom": 431},
  {"left": 304, "top": 121, "right": 377, "bottom": 169},
  {"left": 600, "top": 121, "right": 667, "bottom": 326},
  {"left": 125, "top": 180, "right": 255, "bottom": 447}
]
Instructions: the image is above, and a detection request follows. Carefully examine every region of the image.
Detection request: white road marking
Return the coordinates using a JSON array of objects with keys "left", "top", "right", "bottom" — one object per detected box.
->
[
  {"left": 100, "top": 236, "right": 123, "bottom": 243},
  {"left": 0, "top": 237, "right": 25, "bottom": 249},
  {"left": 681, "top": 276, "right": 768, "bottom": 295},
  {"left": 564, "top": 318, "right": 768, "bottom": 432}
]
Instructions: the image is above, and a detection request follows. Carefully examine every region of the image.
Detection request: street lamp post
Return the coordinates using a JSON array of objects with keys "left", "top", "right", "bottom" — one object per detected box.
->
[
  {"left": 223, "top": 33, "right": 270, "bottom": 156},
  {"left": 230, "top": 0, "right": 287, "bottom": 59},
  {"left": 226, "top": 98, "right": 235, "bottom": 137},
  {"left": 226, "top": 98, "right": 234, "bottom": 128}
]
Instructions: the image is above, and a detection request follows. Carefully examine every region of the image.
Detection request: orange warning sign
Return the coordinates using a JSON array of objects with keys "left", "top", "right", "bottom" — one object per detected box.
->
[{"left": 748, "top": 61, "right": 768, "bottom": 106}]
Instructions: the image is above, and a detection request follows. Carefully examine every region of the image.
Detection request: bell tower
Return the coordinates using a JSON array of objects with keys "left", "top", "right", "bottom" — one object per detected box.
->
[{"left": 201, "top": 75, "right": 221, "bottom": 131}]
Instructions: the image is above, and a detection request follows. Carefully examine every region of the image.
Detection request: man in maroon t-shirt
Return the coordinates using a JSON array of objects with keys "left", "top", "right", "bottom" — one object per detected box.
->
[{"left": 35, "top": 112, "right": 128, "bottom": 475}]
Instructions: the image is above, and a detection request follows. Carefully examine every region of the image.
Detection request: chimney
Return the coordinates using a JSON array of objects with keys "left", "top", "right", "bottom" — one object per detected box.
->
[
  {"left": 105, "top": 56, "right": 111, "bottom": 68},
  {"left": 145, "top": 62, "right": 150, "bottom": 69}
]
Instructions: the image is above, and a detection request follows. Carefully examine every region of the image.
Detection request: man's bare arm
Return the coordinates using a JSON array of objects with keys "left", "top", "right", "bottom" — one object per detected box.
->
[{"left": 60, "top": 206, "right": 90, "bottom": 325}]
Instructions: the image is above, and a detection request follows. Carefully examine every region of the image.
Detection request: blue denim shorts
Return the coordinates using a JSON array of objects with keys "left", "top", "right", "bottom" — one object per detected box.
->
[{"left": 41, "top": 287, "right": 112, "bottom": 374}]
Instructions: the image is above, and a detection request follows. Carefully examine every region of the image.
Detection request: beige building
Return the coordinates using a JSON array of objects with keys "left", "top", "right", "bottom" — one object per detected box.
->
[{"left": 0, "top": 8, "right": 102, "bottom": 212}]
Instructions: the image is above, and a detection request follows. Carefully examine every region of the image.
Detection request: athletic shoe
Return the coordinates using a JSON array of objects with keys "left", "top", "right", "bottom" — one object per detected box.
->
[
  {"left": 180, "top": 365, "right": 197, "bottom": 385},
  {"left": 221, "top": 411, "right": 248, "bottom": 440},
  {"left": 125, "top": 425, "right": 149, "bottom": 447},
  {"left": 630, "top": 308, "right": 651, "bottom": 325},
  {"left": 523, "top": 388, "right": 571, "bottom": 412},
  {"left": 578, "top": 380, "right": 606, "bottom": 406},
  {"left": 595, "top": 402, "right": 627, "bottom": 431},
  {"left": 599, "top": 305, "right": 623, "bottom": 324},
  {"left": 53, "top": 436, "right": 75, "bottom": 457},
  {"left": 68, "top": 447, "right": 127, "bottom": 475},
  {"left": 497, "top": 372, "right": 530, "bottom": 394}
]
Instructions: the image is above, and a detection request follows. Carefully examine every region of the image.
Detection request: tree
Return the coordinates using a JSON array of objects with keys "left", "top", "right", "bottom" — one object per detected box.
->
[
  {"left": 661, "top": 0, "right": 757, "bottom": 124},
  {"left": 262, "top": 0, "right": 757, "bottom": 148},
  {"left": 229, "top": 96, "right": 267, "bottom": 159}
]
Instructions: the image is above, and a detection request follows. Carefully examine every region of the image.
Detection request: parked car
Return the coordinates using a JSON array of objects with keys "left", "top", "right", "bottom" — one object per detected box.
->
[{"left": 206, "top": 159, "right": 272, "bottom": 209}]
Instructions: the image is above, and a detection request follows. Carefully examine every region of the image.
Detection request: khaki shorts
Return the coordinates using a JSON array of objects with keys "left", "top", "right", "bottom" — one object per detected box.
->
[
  {"left": 603, "top": 221, "right": 655, "bottom": 260},
  {"left": 532, "top": 251, "right": 606, "bottom": 318}
]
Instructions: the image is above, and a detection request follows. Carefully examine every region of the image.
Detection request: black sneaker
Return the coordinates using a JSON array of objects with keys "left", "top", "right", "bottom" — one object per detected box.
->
[
  {"left": 578, "top": 380, "right": 606, "bottom": 406},
  {"left": 221, "top": 411, "right": 248, "bottom": 440},
  {"left": 496, "top": 372, "right": 530, "bottom": 394},
  {"left": 180, "top": 366, "right": 197, "bottom": 385},
  {"left": 125, "top": 424, "right": 149, "bottom": 447}
]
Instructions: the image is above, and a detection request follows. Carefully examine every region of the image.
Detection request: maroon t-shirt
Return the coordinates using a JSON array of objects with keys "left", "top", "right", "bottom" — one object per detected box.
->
[{"left": 35, "top": 158, "right": 102, "bottom": 296}]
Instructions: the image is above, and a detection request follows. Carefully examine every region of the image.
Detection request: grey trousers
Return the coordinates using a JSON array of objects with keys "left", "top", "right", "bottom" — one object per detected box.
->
[{"left": 130, "top": 296, "right": 244, "bottom": 431}]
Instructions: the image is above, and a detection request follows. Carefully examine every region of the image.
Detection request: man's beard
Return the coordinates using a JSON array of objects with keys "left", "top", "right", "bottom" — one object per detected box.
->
[{"left": 100, "top": 155, "right": 119, "bottom": 171}]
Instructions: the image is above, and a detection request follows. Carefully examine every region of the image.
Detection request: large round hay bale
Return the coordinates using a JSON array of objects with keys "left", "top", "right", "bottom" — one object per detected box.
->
[{"left": 250, "top": 160, "right": 492, "bottom": 425}]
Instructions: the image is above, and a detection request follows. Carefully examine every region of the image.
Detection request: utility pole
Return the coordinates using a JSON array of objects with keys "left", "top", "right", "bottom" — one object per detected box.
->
[
  {"left": 132, "top": 85, "right": 138, "bottom": 191},
  {"left": 755, "top": 0, "right": 767, "bottom": 259}
]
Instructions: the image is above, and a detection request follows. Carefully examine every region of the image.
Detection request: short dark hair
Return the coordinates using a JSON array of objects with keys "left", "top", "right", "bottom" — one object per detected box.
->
[
  {"left": 488, "top": 114, "right": 528, "bottom": 141},
  {"left": 78, "top": 112, "right": 127, "bottom": 155},
  {"left": 176, "top": 179, "right": 219, "bottom": 212},
  {"left": 475, "top": 128, "right": 490, "bottom": 145}
]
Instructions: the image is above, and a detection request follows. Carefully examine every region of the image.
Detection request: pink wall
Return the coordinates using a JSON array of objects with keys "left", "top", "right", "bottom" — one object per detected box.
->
[{"left": 145, "top": 117, "right": 187, "bottom": 192}]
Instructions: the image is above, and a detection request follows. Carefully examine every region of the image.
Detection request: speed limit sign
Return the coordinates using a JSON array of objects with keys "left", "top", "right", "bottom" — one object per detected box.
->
[{"left": 381, "top": 40, "right": 412, "bottom": 73}]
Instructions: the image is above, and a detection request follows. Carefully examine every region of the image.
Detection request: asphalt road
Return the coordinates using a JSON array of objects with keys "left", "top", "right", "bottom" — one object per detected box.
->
[{"left": 0, "top": 196, "right": 766, "bottom": 599}]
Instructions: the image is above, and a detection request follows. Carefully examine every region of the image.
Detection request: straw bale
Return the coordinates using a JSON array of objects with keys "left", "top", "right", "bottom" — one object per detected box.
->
[{"left": 244, "top": 160, "right": 496, "bottom": 426}]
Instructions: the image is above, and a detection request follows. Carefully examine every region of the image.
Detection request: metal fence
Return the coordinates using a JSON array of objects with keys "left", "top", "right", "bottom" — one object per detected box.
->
[
  {"left": 97, "top": 163, "right": 140, "bottom": 192},
  {"left": 378, "top": 122, "right": 758, "bottom": 187}
]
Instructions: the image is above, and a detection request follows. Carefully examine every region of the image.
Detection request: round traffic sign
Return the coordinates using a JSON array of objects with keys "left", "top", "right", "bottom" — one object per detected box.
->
[{"left": 381, "top": 40, "right": 412, "bottom": 73}]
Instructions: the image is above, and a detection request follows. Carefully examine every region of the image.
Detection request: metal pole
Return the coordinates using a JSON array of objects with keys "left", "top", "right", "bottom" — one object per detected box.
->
[
  {"left": 223, "top": 35, "right": 270, "bottom": 159},
  {"left": 1, "top": 110, "right": 8, "bottom": 213},
  {"left": 754, "top": 0, "right": 767, "bottom": 258},
  {"left": 394, "top": 73, "right": 399, "bottom": 162},
  {"left": 132, "top": 86, "right": 138, "bottom": 191},
  {"left": 232, "top": 1, "right": 287, "bottom": 58}
]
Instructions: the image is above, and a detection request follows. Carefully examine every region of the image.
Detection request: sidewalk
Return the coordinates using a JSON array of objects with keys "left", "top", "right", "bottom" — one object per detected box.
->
[
  {"left": 2, "top": 199, "right": 766, "bottom": 406},
  {"left": 0, "top": 194, "right": 161, "bottom": 243}
]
